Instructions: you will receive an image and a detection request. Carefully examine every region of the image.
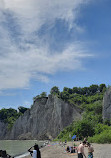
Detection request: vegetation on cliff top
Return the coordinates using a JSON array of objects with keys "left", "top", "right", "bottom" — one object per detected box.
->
[
  {"left": 0, "top": 83, "right": 111, "bottom": 143},
  {"left": 52, "top": 84, "right": 111, "bottom": 143},
  {"left": 0, "top": 106, "right": 29, "bottom": 129}
]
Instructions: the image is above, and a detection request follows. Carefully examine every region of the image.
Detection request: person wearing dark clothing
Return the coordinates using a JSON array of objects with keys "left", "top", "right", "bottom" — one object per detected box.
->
[{"left": 28, "top": 144, "right": 41, "bottom": 158}]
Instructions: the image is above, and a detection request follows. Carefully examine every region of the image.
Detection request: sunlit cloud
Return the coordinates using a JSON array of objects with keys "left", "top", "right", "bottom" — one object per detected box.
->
[{"left": 0, "top": 0, "right": 92, "bottom": 91}]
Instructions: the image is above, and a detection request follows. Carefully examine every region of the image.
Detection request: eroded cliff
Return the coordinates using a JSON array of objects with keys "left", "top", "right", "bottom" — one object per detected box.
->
[
  {"left": 103, "top": 87, "right": 111, "bottom": 121},
  {"left": 8, "top": 95, "right": 81, "bottom": 140},
  {"left": 0, "top": 121, "right": 8, "bottom": 139}
]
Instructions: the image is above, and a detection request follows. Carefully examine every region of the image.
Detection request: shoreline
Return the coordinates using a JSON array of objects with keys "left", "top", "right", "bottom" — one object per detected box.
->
[
  {"left": 14, "top": 141, "right": 50, "bottom": 158},
  {"left": 15, "top": 152, "right": 30, "bottom": 158},
  {"left": 0, "top": 140, "right": 45, "bottom": 157},
  {"left": 20, "top": 141, "right": 111, "bottom": 158}
]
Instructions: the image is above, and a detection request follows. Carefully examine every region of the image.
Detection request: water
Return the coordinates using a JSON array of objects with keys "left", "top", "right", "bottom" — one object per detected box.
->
[{"left": 0, "top": 140, "right": 44, "bottom": 157}]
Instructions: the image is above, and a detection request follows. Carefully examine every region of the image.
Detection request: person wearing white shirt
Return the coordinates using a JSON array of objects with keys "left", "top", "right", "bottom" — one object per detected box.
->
[{"left": 28, "top": 144, "right": 41, "bottom": 158}]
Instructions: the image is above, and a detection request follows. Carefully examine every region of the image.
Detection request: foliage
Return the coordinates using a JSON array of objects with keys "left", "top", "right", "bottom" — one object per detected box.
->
[
  {"left": 73, "top": 119, "right": 95, "bottom": 138},
  {"left": 0, "top": 83, "right": 109, "bottom": 141},
  {"left": 55, "top": 84, "right": 109, "bottom": 143},
  {"left": 40, "top": 92, "right": 47, "bottom": 97},
  {"left": 0, "top": 108, "right": 19, "bottom": 122},
  {"left": 56, "top": 119, "right": 95, "bottom": 141},
  {"left": 103, "top": 118, "right": 111, "bottom": 126},
  {"left": 99, "top": 84, "right": 106, "bottom": 92},
  {"left": 0, "top": 108, "right": 21, "bottom": 130},
  {"left": 50, "top": 86, "right": 60, "bottom": 96},
  {"left": 94, "top": 123, "right": 111, "bottom": 135},
  {"left": 88, "top": 129, "right": 111, "bottom": 143},
  {"left": 33, "top": 92, "right": 47, "bottom": 101}
]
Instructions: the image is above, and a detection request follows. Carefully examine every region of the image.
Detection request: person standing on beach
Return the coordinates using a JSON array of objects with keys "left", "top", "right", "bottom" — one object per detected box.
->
[
  {"left": 28, "top": 144, "right": 41, "bottom": 158},
  {"left": 87, "top": 142, "right": 94, "bottom": 158},
  {"left": 77, "top": 141, "right": 86, "bottom": 158}
]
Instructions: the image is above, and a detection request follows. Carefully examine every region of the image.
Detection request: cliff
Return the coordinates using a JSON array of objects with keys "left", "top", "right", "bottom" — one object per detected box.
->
[
  {"left": 0, "top": 121, "right": 8, "bottom": 139},
  {"left": 103, "top": 87, "right": 111, "bottom": 121},
  {"left": 6, "top": 95, "right": 81, "bottom": 140}
]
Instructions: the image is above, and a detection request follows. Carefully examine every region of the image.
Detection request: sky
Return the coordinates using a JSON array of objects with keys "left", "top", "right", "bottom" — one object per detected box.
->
[{"left": 0, "top": 0, "right": 111, "bottom": 109}]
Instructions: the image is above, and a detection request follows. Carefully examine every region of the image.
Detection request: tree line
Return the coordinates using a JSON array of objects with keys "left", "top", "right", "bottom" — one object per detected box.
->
[
  {"left": 33, "top": 84, "right": 106, "bottom": 106},
  {"left": 0, "top": 106, "right": 29, "bottom": 129},
  {"left": 0, "top": 83, "right": 110, "bottom": 142}
]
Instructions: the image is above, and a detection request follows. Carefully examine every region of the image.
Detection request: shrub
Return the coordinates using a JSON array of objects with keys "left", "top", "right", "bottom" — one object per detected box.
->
[{"left": 88, "top": 130, "right": 111, "bottom": 143}]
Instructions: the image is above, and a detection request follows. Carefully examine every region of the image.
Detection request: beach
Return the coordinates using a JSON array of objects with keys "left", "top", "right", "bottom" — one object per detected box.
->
[{"left": 23, "top": 141, "right": 111, "bottom": 158}]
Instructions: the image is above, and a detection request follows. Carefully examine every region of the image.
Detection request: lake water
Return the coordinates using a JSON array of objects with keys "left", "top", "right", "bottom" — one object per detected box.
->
[{"left": 0, "top": 140, "right": 44, "bottom": 157}]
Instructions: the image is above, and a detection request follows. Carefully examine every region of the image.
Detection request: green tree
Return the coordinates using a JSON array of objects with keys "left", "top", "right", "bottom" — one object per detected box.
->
[
  {"left": 74, "top": 120, "right": 94, "bottom": 138},
  {"left": 33, "top": 92, "right": 47, "bottom": 101},
  {"left": 72, "top": 87, "right": 79, "bottom": 94},
  {"left": 99, "top": 84, "right": 106, "bottom": 92},
  {"left": 40, "top": 92, "right": 47, "bottom": 97},
  {"left": 89, "top": 84, "right": 99, "bottom": 94},
  {"left": 63, "top": 87, "right": 72, "bottom": 94},
  {"left": 0, "top": 108, "right": 18, "bottom": 122},
  {"left": 50, "top": 86, "right": 60, "bottom": 95},
  {"left": 0, "top": 108, "right": 20, "bottom": 129},
  {"left": 60, "top": 91, "right": 70, "bottom": 101}
]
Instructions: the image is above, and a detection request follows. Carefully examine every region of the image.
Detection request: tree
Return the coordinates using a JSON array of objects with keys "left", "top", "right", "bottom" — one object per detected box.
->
[
  {"left": 89, "top": 84, "right": 99, "bottom": 94},
  {"left": 33, "top": 92, "right": 47, "bottom": 101},
  {"left": 0, "top": 108, "right": 18, "bottom": 122},
  {"left": 72, "top": 87, "right": 79, "bottom": 94},
  {"left": 63, "top": 87, "right": 72, "bottom": 94},
  {"left": 99, "top": 84, "right": 106, "bottom": 92},
  {"left": 81, "top": 87, "right": 89, "bottom": 95},
  {"left": 0, "top": 108, "right": 20, "bottom": 129},
  {"left": 40, "top": 92, "right": 47, "bottom": 97},
  {"left": 50, "top": 86, "right": 60, "bottom": 95},
  {"left": 60, "top": 91, "right": 70, "bottom": 101},
  {"left": 74, "top": 120, "right": 94, "bottom": 138}
]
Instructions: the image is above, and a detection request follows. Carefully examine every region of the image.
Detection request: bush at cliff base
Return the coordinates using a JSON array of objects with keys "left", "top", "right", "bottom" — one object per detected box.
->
[{"left": 88, "top": 130, "right": 111, "bottom": 143}]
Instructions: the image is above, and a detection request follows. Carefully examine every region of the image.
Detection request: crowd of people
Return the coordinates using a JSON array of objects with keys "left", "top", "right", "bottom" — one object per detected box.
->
[
  {"left": 27, "top": 139, "right": 94, "bottom": 158},
  {"left": 65, "top": 139, "right": 94, "bottom": 158}
]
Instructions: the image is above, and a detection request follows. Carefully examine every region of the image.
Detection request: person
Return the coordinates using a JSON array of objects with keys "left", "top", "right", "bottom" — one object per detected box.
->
[
  {"left": 87, "top": 142, "right": 94, "bottom": 158},
  {"left": 70, "top": 146, "right": 75, "bottom": 153},
  {"left": 83, "top": 138, "right": 87, "bottom": 142},
  {"left": 66, "top": 146, "right": 70, "bottom": 152},
  {"left": 28, "top": 144, "right": 41, "bottom": 158},
  {"left": 0, "top": 150, "right": 2, "bottom": 157},
  {"left": 0, "top": 150, "right": 12, "bottom": 158},
  {"left": 77, "top": 141, "right": 86, "bottom": 158}
]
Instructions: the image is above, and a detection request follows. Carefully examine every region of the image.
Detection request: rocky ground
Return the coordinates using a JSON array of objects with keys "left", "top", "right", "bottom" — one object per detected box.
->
[{"left": 24, "top": 141, "right": 111, "bottom": 158}]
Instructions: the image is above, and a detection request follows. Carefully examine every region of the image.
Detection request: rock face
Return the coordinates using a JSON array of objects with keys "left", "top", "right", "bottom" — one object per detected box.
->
[
  {"left": 0, "top": 121, "right": 8, "bottom": 139},
  {"left": 103, "top": 88, "right": 111, "bottom": 121},
  {"left": 8, "top": 95, "right": 81, "bottom": 140}
]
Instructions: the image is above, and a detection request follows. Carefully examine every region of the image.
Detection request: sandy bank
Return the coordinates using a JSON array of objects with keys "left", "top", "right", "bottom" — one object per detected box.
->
[{"left": 22, "top": 141, "right": 111, "bottom": 158}]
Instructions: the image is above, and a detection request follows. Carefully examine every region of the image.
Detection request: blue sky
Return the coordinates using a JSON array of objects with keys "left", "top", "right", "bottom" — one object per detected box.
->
[{"left": 0, "top": 0, "right": 111, "bottom": 109}]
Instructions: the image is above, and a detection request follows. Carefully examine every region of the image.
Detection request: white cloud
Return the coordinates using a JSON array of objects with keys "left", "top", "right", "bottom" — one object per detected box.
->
[
  {"left": 22, "top": 100, "right": 32, "bottom": 108},
  {"left": 0, "top": 0, "right": 92, "bottom": 91}
]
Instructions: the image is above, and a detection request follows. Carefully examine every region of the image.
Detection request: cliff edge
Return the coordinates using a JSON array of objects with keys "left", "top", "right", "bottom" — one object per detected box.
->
[
  {"left": 7, "top": 95, "right": 81, "bottom": 140},
  {"left": 103, "top": 87, "right": 111, "bottom": 121}
]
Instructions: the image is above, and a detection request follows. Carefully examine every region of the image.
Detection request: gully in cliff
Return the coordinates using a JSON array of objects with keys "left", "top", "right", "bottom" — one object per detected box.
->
[{"left": 28, "top": 144, "right": 41, "bottom": 158}]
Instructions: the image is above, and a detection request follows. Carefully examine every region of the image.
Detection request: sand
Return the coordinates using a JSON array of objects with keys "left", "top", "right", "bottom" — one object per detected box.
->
[{"left": 23, "top": 141, "right": 111, "bottom": 158}]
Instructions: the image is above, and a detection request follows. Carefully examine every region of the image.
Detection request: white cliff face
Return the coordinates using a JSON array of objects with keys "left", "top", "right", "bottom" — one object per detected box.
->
[
  {"left": 103, "top": 88, "right": 111, "bottom": 121},
  {"left": 5, "top": 95, "right": 81, "bottom": 140},
  {"left": 0, "top": 121, "right": 8, "bottom": 139}
]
